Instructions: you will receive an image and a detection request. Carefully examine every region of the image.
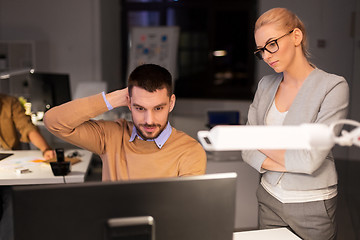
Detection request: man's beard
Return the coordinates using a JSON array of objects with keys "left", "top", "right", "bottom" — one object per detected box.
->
[
  {"left": 134, "top": 123, "right": 164, "bottom": 140},
  {"left": 133, "top": 115, "right": 169, "bottom": 140}
]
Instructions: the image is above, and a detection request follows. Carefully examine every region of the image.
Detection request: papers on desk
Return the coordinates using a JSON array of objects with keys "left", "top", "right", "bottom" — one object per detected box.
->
[
  {"left": 0, "top": 156, "right": 46, "bottom": 174},
  {"left": 0, "top": 156, "right": 82, "bottom": 173},
  {"left": 0, "top": 149, "right": 92, "bottom": 185}
]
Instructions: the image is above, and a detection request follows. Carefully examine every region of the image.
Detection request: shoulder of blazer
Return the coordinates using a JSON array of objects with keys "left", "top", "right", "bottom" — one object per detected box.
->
[
  {"left": 309, "top": 68, "right": 347, "bottom": 87},
  {"left": 296, "top": 69, "right": 348, "bottom": 99}
]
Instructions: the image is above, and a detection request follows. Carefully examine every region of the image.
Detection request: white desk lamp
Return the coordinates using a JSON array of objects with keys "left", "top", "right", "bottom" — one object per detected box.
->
[{"left": 198, "top": 119, "right": 360, "bottom": 151}]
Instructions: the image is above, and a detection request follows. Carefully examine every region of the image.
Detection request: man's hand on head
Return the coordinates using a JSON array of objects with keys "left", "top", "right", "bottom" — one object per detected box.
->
[{"left": 106, "top": 88, "right": 129, "bottom": 108}]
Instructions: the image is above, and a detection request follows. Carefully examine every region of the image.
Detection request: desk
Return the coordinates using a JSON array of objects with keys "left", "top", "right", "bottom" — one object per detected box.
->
[
  {"left": 233, "top": 228, "right": 301, "bottom": 239},
  {"left": 0, "top": 149, "right": 92, "bottom": 185}
]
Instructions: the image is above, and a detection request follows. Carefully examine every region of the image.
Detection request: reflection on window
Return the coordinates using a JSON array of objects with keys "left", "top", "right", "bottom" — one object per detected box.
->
[
  {"left": 126, "top": 0, "right": 162, "bottom": 2},
  {"left": 210, "top": 10, "right": 251, "bottom": 97},
  {"left": 128, "top": 11, "right": 160, "bottom": 27},
  {"left": 167, "top": 7, "right": 208, "bottom": 84},
  {"left": 121, "top": 0, "right": 256, "bottom": 100},
  {"left": 166, "top": 8, "right": 176, "bottom": 26}
]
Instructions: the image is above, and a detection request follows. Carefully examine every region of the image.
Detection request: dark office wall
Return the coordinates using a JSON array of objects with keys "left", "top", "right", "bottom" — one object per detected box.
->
[
  {"left": 0, "top": 0, "right": 103, "bottom": 98},
  {"left": 100, "top": 0, "right": 122, "bottom": 92}
]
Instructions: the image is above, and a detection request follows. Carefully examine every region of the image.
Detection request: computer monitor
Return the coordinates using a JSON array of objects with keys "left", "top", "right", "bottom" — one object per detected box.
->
[
  {"left": 207, "top": 111, "right": 240, "bottom": 129},
  {"left": 28, "top": 71, "right": 71, "bottom": 112},
  {"left": 10, "top": 173, "right": 237, "bottom": 240},
  {"left": 0, "top": 70, "right": 71, "bottom": 112}
]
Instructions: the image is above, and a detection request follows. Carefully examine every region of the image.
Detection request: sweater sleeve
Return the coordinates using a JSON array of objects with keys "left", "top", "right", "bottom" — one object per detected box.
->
[
  {"left": 285, "top": 76, "right": 349, "bottom": 174},
  {"left": 178, "top": 141, "right": 207, "bottom": 176},
  {"left": 43, "top": 93, "right": 111, "bottom": 155},
  {"left": 171, "top": 129, "right": 207, "bottom": 176},
  {"left": 11, "top": 96, "right": 38, "bottom": 143},
  {"left": 241, "top": 77, "right": 268, "bottom": 173}
]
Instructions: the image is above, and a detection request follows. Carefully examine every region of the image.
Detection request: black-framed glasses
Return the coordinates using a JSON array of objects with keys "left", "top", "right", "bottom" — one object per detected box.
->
[{"left": 254, "top": 29, "right": 294, "bottom": 60}]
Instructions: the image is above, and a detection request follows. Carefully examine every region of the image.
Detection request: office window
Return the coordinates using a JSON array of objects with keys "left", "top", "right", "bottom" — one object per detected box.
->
[{"left": 121, "top": 0, "right": 257, "bottom": 100}]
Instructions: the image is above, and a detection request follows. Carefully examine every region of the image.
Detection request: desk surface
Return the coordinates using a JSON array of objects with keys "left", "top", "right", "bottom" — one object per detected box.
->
[
  {"left": 0, "top": 149, "right": 92, "bottom": 185},
  {"left": 233, "top": 228, "right": 301, "bottom": 240}
]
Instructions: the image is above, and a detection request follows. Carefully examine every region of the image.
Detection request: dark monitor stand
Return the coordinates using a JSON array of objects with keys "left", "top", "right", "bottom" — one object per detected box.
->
[{"left": 10, "top": 173, "right": 237, "bottom": 240}]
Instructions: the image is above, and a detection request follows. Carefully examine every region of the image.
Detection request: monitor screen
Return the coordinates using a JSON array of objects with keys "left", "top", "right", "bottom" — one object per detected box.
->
[
  {"left": 28, "top": 71, "right": 71, "bottom": 112},
  {"left": 0, "top": 70, "right": 71, "bottom": 113},
  {"left": 10, "top": 173, "right": 237, "bottom": 240}
]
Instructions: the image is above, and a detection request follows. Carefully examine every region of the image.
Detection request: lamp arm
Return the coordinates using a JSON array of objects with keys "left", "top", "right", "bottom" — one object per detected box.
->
[{"left": 331, "top": 119, "right": 360, "bottom": 147}]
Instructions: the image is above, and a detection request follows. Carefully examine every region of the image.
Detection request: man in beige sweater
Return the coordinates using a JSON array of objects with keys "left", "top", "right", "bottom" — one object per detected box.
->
[{"left": 44, "top": 64, "right": 206, "bottom": 181}]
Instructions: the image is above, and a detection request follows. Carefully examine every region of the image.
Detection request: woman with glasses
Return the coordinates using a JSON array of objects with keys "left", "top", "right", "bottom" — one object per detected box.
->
[{"left": 242, "top": 8, "right": 349, "bottom": 240}]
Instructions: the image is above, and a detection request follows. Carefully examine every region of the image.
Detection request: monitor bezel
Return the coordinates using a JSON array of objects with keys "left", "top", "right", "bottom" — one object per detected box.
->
[{"left": 10, "top": 172, "right": 237, "bottom": 240}]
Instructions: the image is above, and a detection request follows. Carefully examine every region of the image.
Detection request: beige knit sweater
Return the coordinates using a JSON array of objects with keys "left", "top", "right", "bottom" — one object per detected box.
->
[{"left": 44, "top": 93, "right": 206, "bottom": 181}]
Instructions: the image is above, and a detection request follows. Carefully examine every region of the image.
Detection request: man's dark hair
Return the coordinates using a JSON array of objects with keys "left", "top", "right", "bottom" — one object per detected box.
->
[{"left": 127, "top": 64, "right": 173, "bottom": 97}]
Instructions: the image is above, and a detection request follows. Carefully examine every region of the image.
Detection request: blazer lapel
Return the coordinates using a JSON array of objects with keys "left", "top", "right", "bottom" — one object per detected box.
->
[
  {"left": 283, "top": 69, "right": 319, "bottom": 125},
  {"left": 260, "top": 74, "right": 283, "bottom": 125}
]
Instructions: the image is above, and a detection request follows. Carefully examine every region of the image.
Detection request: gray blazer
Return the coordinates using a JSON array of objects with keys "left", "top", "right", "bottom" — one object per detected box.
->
[{"left": 242, "top": 68, "right": 349, "bottom": 191}]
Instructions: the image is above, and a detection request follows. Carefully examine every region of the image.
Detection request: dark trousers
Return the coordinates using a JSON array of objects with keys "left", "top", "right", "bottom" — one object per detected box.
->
[{"left": 257, "top": 185, "right": 337, "bottom": 240}]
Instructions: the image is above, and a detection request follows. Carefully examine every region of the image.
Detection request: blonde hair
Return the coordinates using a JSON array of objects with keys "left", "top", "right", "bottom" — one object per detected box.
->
[{"left": 255, "top": 8, "right": 310, "bottom": 59}]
